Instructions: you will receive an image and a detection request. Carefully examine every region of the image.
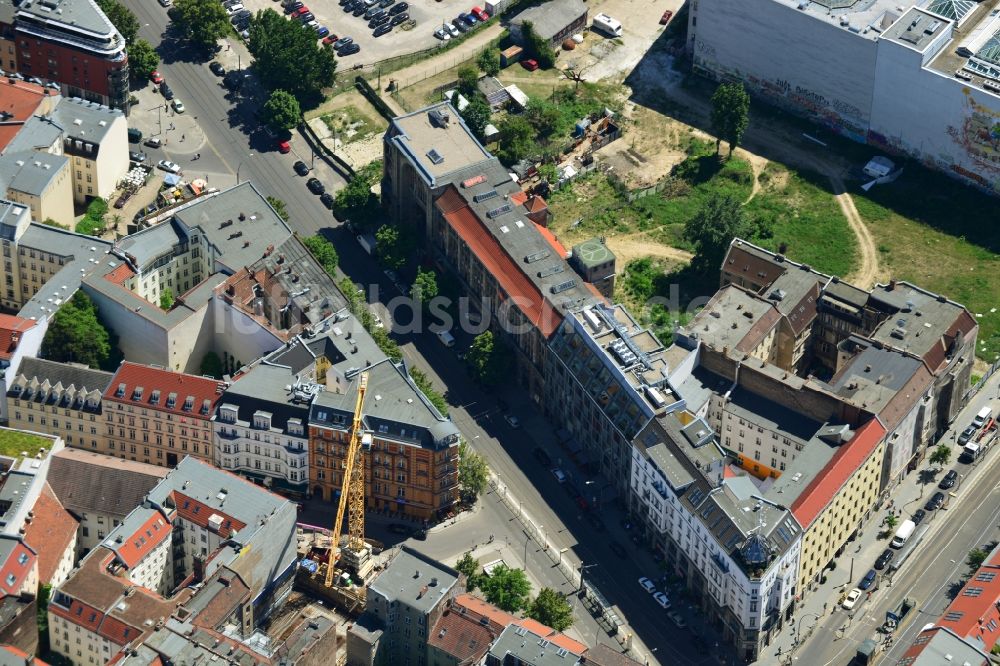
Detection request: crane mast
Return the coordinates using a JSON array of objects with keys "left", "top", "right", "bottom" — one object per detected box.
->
[{"left": 325, "top": 372, "right": 369, "bottom": 587}]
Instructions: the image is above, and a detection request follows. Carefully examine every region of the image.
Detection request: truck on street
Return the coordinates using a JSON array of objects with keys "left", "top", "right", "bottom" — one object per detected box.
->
[
  {"left": 959, "top": 442, "right": 981, "bottom": 463},
  {"left": 890, "top": 520, "right": 916, "bottom": 548}
]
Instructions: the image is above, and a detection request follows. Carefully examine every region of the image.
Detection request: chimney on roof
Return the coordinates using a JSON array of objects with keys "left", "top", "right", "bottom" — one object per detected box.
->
[
  {"left": 888, "top": 279, "right": 897, "bottom": 291},
  {"left": 238, "top": 213, "right": 246, "bottom": 221}
]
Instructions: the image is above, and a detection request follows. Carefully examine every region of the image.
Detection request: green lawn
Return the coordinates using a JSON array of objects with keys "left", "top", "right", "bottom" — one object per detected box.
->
[{"left": 0, "top": 430, "right": 51, "bottom": 462}]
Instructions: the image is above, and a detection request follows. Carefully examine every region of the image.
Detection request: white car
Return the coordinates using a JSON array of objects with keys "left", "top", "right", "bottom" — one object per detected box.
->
[
  {"left": 653, "top": 592, "right": 670, "bottom": 609},
  {"left": 171, "top": 98, "right": 185, "bottom": 113},
  {"left": 842, "top": 588, "right": 863, "bottom": 610},
  {"left": 372, "top": 312, "right": 385, "bottom": 329},
  {"left": 157, "top": 160, "right": 181, "bottom": 174},
  {"left": 638, "top": 577, "right": 656, "bottom": 594},
  {"left": 551, "top": 468, "right": 567, "bottom": 484},
  {"left": 226, "top": 3, "right": 244, "bottom": 13},
  {"left": 446, "top": 22, "right": 459, "bottom": 37}
]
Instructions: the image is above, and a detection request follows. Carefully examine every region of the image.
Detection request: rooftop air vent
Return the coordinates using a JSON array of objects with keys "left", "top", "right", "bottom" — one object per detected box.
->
[{"left": 427, "top": 149, "right": 444, "bottom": 165}]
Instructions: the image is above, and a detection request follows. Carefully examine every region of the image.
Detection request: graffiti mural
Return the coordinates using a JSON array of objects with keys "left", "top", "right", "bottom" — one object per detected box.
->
[{"left": 947, "top": 87, "right": 1000, "bottom": 176}]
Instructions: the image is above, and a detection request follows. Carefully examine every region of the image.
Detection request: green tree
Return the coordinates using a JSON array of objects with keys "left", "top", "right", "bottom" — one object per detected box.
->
[
  {"left": 97, "top": 0, "right": 139, "bottom": 44},
  {"left": 41, "top": 292, "right": 113, "bottom": 370},
  {"left": 455, "top": 552, "right": 481, "bottom": 588},
  {"left": 710, "top": 81, "right": 751, "bottom": 157},
  {"left": 159, "top": 288, "right": 174, "bottom": 310},
  {"left": 460, "top": 95, "right": 492, "bottom": 140},
  {"left": 457, "top": 66, "right": 480, "bottom": 98},
  {"left": 375, "top": 224, "right": 414, "bottom": 271},
  {"left": 200, "top": 351, "right": 225, "bottom": 379},
  {"left": 496, "top": 115, "right": 535, "bottom": 166},
  {"left": 684, "top": 193, "right": 768, "bottom": 274},
  {"left": 968, "top": 548, "right": 990, "bottom": 574},
  {"left": 171, "top": 0, "right": 230, "bottom": 51},
  {"left": 128, "top": 39, "right": 159, "bottom": 80},
  {"left": 42, "top": 218, "right": 67, "bottom": 229},
  {"left": 524, "top": 98, "right": 559, "bottom": 142},
  {"left": 884, "top": 513, "right": 898, "bottom": 530},
  {"left": 248, "top": 8, "right": 337, "bottom": 104},
  {"left": 528, "top": 588, "right": 574, "bottom": 631},
  {"left": 266, "top": 196, "right": 290, "bottom": 222},
  {"left": 479, "top": 565, "right": 532, "bottom": 612},
  {"left": 521, "top": 22, "right": 556, "bottom": 69},
  {"left": 410, "top": 367, "right": 448, "bottom": 416},
  {"left": 477, "top": 48, "right": 501, "bottom": 77},
  {"left": 302, "top": 235, "right": 339, "bottom": 274},
  {"left": 929, "top": 444, "right": 952, "bottom": 468},
  {"left": 37, "top": 583, "right": 52, "bottom": 654},
  {"left": 263, "top": 89, "right": 301, "bottom": 132},
  {"left": 411, "top": 268, "right": 439, "bottom": 306},
  {"left": 458, "top": 440, "right": 488, "bottom": 501},
  {"left": 467, "top": 331, "right": 509, "bottom": 386},
  {"left": 537, "top": 163, "right": 558, "bottom": 184}
]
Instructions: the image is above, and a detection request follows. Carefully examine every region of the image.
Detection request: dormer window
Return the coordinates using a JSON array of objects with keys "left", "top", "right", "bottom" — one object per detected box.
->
[
  {"left": 166, "top": 392, "right": 177, "bottom": 409},
  {"left": 220, "top": 405, "right": 237, "bottom": 423},
  {"left": 200, "top": 399, "right": 211, "bottom": 415},
  {"left": 150, "top": 390, "right": 160, "bottom": 405},
  {"left": 132, "top": 386, "right": 143, "bottom": 401},
  {"left": 182, "top": 396, "right": 194, "bottom": 412},
  {"left": 253, "top": 411, "right": 272, "bottom": 430},
  {"left": 115, "top": 383, "right": 125, "bottom": 398}
]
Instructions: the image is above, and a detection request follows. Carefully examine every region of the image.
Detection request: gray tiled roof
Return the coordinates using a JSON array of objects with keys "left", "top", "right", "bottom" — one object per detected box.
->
[
  {"left": 51, "top": 96, "right": 123, "bottom": 146},
  {"left": 14, "top": 0, "right": 123, "bottom": 48},
  {"left": 14, "top": 357, "right": 112, "bottom": 395},
  {"left": 488, "top": 624, "right": 584, "bottom": 665},
  {"left": 511, "top": 0, "right": 588, "bottom": 40},
  {"left": 48, "top": 449, "right": 168, "bottom": 519},
  {"left": 0, "top": 151, "right": 68, "bottom": 198},
  {"left": 368, "top": 546, "right": 458, "bottom": 614},
  {"left": 221, "top": 363, "right": 312, "bottom": 434}
]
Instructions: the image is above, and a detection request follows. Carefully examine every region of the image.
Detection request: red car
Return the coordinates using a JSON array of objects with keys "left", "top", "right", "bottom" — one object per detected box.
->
[
  {"left": 322, "top": 34, "right": 337, "bottom": 45},
  {"left": 470, "top": 5, "right": 488, "bottom": 21},
  {"left": 294, "top": 5, "right": 309, "bottom": 15},
  {"left": 660, "top": 9, "right": 673, "bottom": 24},
  {"left": 276, "top": 139, "right": 291, "bottom": 154},
  {"left": 521, "top": 58, "right": 539, "bottom": 71},
  {"left": 150, "top": 71, "right": 164, "bottom": 84}
]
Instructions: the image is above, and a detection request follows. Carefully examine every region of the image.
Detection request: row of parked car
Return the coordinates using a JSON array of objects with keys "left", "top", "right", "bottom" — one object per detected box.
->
[
  {"left": 434, "top": 6, "right": 488, "bottom": 41},
  {"left": 336, "top": 0, "right": 412, "bottom": 43}
]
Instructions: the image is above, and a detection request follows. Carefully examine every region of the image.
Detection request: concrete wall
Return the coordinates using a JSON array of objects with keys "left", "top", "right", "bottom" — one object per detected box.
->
[
  {"left": 689, "top": 0, "right": 877, "bottom": 141},
  {"left": 84, "top": 286, "right": 170, "bottom": 368},
  {"left": 166, "top": 301, "right": 212, "bottom": 373},
  {"left": 93, "top": 115, "right": 129, "bottom": 203},
  {"left": 211, "top": 298, "right": 283, "bottom": 374}
]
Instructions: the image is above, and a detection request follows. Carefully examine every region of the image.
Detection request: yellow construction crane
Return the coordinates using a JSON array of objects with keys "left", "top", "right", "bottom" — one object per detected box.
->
[{"left": 325, "top": 371, "right": 370, "bottom": 587}]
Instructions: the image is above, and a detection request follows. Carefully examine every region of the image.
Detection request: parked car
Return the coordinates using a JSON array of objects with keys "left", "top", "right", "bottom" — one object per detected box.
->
[
  {"left": 373, "top": 23, "right": 392, "bottom": 36},
  {"left": 452, "top": 18, "right": 468, "bottom": 32},
  {"left": 379, "top": 0, "right": 395, "bottom": 7},
  {"left": 160, "top": 82, "right": 174, "bottom": 99},
  {"left": 521, "top": 58, "right": 539, "bottom": 71},
  {"left": 276, "top": 139, "right": 291, "bottom": 154},
  {"left": 842, "top": 588, "right": 862, "bottom": 610},
  {"left": 369, "top": 14, "right": 390, "bottom": 28},
  {"left": 113, "top": 191, "right": 132, "bottom": 209},
  {"left": 874, "top": 548, "right": 894, "bottom": 570},
  {"left": 158, "top": 0, "right": 171, "bottom": 7},
  {"left": 532, "top": 447, "right": 552, "bottom": 466},
  {"left": 364, "top": 6, "right": 384, "bottom": 19},
  {"left": 225, "top": 3, "right": 244, "bottom": 14},
  {"left": 129, "top": 151, "right": 147, "bottom": 163},
  {"left": 150, "top": 70, "right": 164, "bottom": 84},
  {"left": 912, "top": 508, "right": 926, "bottom": 525},
  {"left": 300, "top": 13, "right": 316, "bottom": 23},
  {"left": 293, "top": 5, "right": 309, "bottom": 15},
  {"left": 444, "top": 20, "right": 459, "bottom": 36},
  {"left": 938, "top": 469, "right": 959, "bottom": 490},
  {"left": 461, "top": 11, "right": 478, "bottom": 24},
  {"left": 144, "top": 137, "right": 163, "bottom": 149},
  {"left": 609, "top": 541, "right": 628, "bottom": 559},
  {"left": 470, "top": 6, "right": 488, "bottom": 21},
  {"left": 352, "top": 5, "right": 366, "bottom": 16},
  {"left": 858, "top": 569, "right": 877, "bottom": 591},
  {"left": 660, "top": 9, "right": 673, "bottom": 24},
  {"left": 390, "top": 2, "right": 407, "bottom": 13},
  {"left": 157, "top": 159, "right": 181, "bottom": 174},
  {"left": 293, "top": 160, "right": 310, "bottom": 176},
  {"left": 322, "top": 35, "right": 337, "bottom": 45},
  {"left": 317, "top": 26, "right": 330, "bottom": 37},
  {"left": 666, "top": 610, "right": 687, "bottom": 628},
  {"left": 653, "top": 592, "right": 670, "bottom": 609},
  {"left": 320, "top": 192, "right": 335, "bottom": 209},
  {"left": 171, "top": 98, "right": 185, "bottom": 113},
  {"left": 209, "top": 61, "right": 226, "bottom": 76},
  {"left": 284, "top": 1, "right": 303, "bottom": 12},
  {"left": 306, "top": 177, "right": 325, "bottom": 194},
  {"left": 434, "top": 26, "right": 451, "bottom": 40},
  {"left": 638, "top": 577, "right": 656, "bottom": 594},
  {"left": 925, "top": 491, "right": 946, "bottom": 511},
  {"left": 127, "top": 127, "right": 143, "bottom": 143},
  {"left": 390, "top": 12, "right": 408, "bottom": 25},
  {"left": 333, "top": 36, "right": 353, "bottom": 49},
  {"left": 551, "top": 468, "right": 567, "bottom": 484},
  {"left": 958, "top": 424, "right": 978, "bottom": 444},
  {"left": 503, "top": 414, "right": 520, "bottom": 428},
  {"left": 339, "top": 43, "right": 361, "bottom": 55}
]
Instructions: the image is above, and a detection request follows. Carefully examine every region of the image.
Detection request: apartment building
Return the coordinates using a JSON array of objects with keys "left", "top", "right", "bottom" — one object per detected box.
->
[
  {"left": 0, "top": 534, "right": 39, "bottom": 656},
  {"left": 485, "top": 624, "right": 587, "bottom": 666},
  {"left": 0, "top": 152, "right": 73, "bottom": 225},
  {"left": 5, "top": 357, "right": 111, "bottom": 453},
  {"left": 48, "top": 457, "right": 298, "bottom": 666},
  {"left": 46, "top": 448, "right": 168, "bottom": 554},
  {"left": 0, "top": 314, "right": 42, "bottom": 377},
  {"left": 101, "top": 362, "right": 225, "bottom": 469},
  {"left": 0, "top": 0, "right": 129, "bottom": 110},
  {"left": 22, "top": 482, "right": 78, "bottom": 588},
  {"left": 216, "top": 362, "right": 312, "bottom": 496}
]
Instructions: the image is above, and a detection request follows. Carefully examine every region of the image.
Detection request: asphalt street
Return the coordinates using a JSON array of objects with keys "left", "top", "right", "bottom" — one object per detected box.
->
[{"left": 130, "top": 3, "right": 345, "bottom": 234}]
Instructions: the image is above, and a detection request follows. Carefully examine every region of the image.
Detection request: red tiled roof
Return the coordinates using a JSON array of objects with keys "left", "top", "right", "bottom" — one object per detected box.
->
[
  {"left": 936, "top": 546, "right": 1000, "bottom": 645},
  {"left": 534, "top": 223, "right": 568, "bottom": 258},
  {"left": 427, "top": 607, "right": 496, "bottom": 663},
  {"left": 172, "top": 492, "right": 246, "bottom": 538},
  {"left": 436, "top": 187, "right": 563, "bottom": 338},
  {"left": 104, "top": 263, "right": 135, "bottom": 286},
  {"left": 524, "top": 195, "right": 548, "bottom": 213},
  {"left": 722, "top": 243, "right": 786, "bottom": 292},
  {"left": 0, "top": 314, "right": 35, "bottom": 361},
  {"left": 104, "top": 362, "right": 226, "bottom": 421},
  {"left": 0, "top": 540, "right": 35, "bottom": 597},
  {"left": 510, "top": 190, "right": 528, "bottom": 206},
  {"left": 0, "top": 79, "right": 55, "bottom": 152},
  {"left": 23, "top": 483, "right": 78, "bottom": 584},
  {"left": 49, "top": 598, "right": 105, "bottom": 634},
  {"left": 451, "top": 593, "right": 585, "bottom": 654},
  {"left": 791, "top": 419, "right": 886, "bottom": 528},
  {"left": 114, "top": 512, "right": 171, "bottom": 569}
]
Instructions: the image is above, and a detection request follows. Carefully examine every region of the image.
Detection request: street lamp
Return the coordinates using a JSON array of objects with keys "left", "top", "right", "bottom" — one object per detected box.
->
[
  {"left": 793, "top": 613, "right": 821, "bottom": 649},
  {"left": 236, "top": 153, "right": 254, "bottom": 184},
  {"left": 578, "top": 563, "right": 599, "bottom": 592}
]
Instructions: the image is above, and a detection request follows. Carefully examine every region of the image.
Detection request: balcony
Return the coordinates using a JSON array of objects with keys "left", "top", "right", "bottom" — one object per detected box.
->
[{"left": 16, "top": 22, "right": 125, "bottom": 59}]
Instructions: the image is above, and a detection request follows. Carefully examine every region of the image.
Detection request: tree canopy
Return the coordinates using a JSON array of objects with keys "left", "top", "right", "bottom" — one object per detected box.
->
[
  {"left": 496, "top": 115, "right": 535, "bottom": 166},
  {"left": 929, "top": 444, "right": 952, "bottom": 468},
  {"left": 41, "top": 292, "right": 114, "bottom": 370},
  {"left": 128, "top": 39, "right": 160, "bottom": 79},
  {"left": 466, "top": 331, "right": 509, "bottom": 386},
  {"left": 248, "top": 9, "right": 337, "bottom": 105},
  {"left": 455, "top": 552, "right": 481, "bottom": 588},
  {"left": 411, "top": 268, "right": 439, "bottom": 306},
  {"left": 375, "top": 224, "right": 415, "bottom": 271},
  {"left": 159, "top": 288, "right": 174, "bottom": 311},
  {"left": 460, "top": 95, "right": 492, "bottom": 141},
  {"left": 457, "top": 66, "right": 480, "bottom": 98},
  {"left": 171, "top": 0, "right": 230, "bottom": 51},
  {"left": 968, "top": 548, "right": 990, "bottom": 574},
  {"left": 97, "top": 0, "right": 139, "bottom": 44},
  {"left": 479, "top": 565, "right": 532, "bottom": 612},
  {"left": 200, "top": 351, "right": 224, "bottom": 379},
  {"left": 477, "top": 48, "right": 501, "bottom": 77},
  {"left": 266, "top": 196, "right": 290, "bottom": 222},
  {"left": 684, "top": 193, "right": 768, "bottom": 274},
  {"left": 528, "top": 588, "right": 574, "bottom": 631},
  {"left": 458, "top": 440, "right": 488, "bottom": 501},
  {"left": 263, "top": 90, "right": 301, "bottom": 131},
  {"left": 302, "top": 235, "right": 339, "bottom": 276},
  {"left": 710, "top": 82, "right": 750, "bottom": 157},
  {"left": 521, "top": 22, "right": 555, "bottom": 69}
]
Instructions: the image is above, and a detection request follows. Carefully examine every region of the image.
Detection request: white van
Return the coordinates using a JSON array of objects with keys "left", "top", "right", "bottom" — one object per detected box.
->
[
  {"left": 592, "top": 13, "right": 622, "bottom": 37},
  {"left": 436, "top": 330, "right": 456, "bottom": 347},
  {"left": 891, "top": 519, "right": 916, "bottom": 548},
  {"left": 973, "top": 406, "right": 992, "bottom": 428}
]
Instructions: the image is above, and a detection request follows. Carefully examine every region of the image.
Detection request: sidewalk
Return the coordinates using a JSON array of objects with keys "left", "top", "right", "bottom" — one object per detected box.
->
[{"left": 764, "top": 371, "right": 1000, "bottom": 663}]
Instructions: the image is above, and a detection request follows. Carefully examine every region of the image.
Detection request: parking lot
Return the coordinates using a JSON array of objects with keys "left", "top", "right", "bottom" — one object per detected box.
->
[{"left": 237, "top": 0, "right": 495, "bottom": 63}]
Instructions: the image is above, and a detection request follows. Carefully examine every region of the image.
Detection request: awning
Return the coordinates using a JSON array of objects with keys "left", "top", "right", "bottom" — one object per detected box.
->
[{"left": 163, "top": 173, "right": 181, "bottom": 186}]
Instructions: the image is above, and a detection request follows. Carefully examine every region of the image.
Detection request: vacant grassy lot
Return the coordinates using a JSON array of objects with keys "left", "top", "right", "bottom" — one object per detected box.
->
[
  {"left": 321, "top": 106, "right": 385, "bottom": 146},
  {"left": 852, "top": 167, "right": 1000, "bottom": 361}
]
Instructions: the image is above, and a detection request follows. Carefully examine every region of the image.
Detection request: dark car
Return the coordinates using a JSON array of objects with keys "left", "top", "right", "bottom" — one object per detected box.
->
[
  {"left": 373, "top": 23, "right": 392, "bottom": 36},
  {"left": 390, "top": 1, "right": 407, "bottom": 12},
  {"left": 339, "top": 43, "right": 361, "bottom": 55},
  {"left": 284, "top": 0, "right": 303, "bottom": 12},
  {"left": 859, "top": 569, "right": 877, "bottom": 591},
  {"left": 293, "top": 160, "right": 310, "bottom": 176},
  {"left": 352, "top": 5, "right": 367, "bottom": 16},
  {"left": 160, "top": 82, "right": 174, "bottom": 99},
  {"left": 369, "top": 14, "right": 390, "bottom": 27},
  {"left": 925, "top": 491, "right": 946, "bottom": 511},
  {"left": 333, "top": 36, "right": 354, "bottom": 49},
  {"left": 412, "top": 528, "right": 427, "bottom": 541},
  {"left": 874, "top": 548, "right": 894, "bottom": 570},
  {"left": 453, "top": 18, "right": 468, "bottom": 32},
  {"left": 958, "top": 424, "right": 978, "bottom": 445},
  {"left": 343, "top": 1, "right": 357, "bottom": 11},
  {"left": 912, "top": 508, "right": 926, "bottom": 525},
  {"left": 387, "top": 523, "right": 409, "bottom": 535},
  {"left": 320, "top": 192, "right": 335, "bottom": 209},
  {"left": 364, "top": 6, "right": 384, "bottom": 19},
  {"left": 230, "top": 10, "right": 250, "bottom": 23},
  {"left": 299, "top": 11, "right": 315, "bottom": 21},
  {"left": 113, "top": 191, "right": 132, "bottom": 209},
  {"left": 938, "top": 469, "right": 959, "bottom": 490},
  {"left": 129, "top": 151, "right": 147, "bottom": 163},
  {"left": 127, "top": 127, "right": 143, "bottom": 143},
  {"left": 533, "top": 447, "right": 552, "bottom": 466},
  {"left": 379, "top": 0, "right": 395, "bottom": 6},
  {"left": 609, "top": 541, "right": 628, "bottom": 559},
  {"left": 306, "top": 177, "right": 325, "bottom": 194},
  {"left": 390, "top": 12, "right": 408, "bottom": 24},
  {"left": 209, "top": 61, "right": 226, "bottom": 76}
]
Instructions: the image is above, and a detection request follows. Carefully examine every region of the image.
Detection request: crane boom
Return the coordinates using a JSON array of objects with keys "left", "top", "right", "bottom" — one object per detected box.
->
[{"left": 325, "top": 372, "right": 369, "bottom": 587}]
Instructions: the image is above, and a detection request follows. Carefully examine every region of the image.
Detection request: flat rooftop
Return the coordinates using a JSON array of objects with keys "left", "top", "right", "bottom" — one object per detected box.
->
[{"left": 387, "top": 103, "right": 493, "bottom": 186}]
